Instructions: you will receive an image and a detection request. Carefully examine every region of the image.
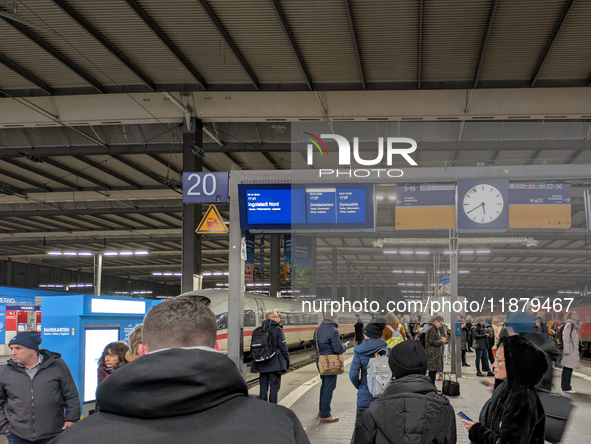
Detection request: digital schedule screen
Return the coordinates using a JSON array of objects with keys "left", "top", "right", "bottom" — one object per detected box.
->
[{"left": 239, "top": 183, "right": 374, "bottom": 231}]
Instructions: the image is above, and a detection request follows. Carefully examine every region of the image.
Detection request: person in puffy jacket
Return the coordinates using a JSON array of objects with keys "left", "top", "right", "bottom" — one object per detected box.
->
[
  {"left": 355, "top": 340, "right": 456, "bottom": 444},
  {"left": 349, "top": 318, "right": 387, "bottom": 444},
  {"left": 463, "top": 335, "right": 547, "bottom": 444},
  {"left": 250, "top": 310, "right": 290, "bottom": 403}
]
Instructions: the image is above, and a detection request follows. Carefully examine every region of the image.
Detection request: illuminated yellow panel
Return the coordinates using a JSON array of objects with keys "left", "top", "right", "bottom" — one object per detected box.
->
[
  {"left": 509, "top": 205, "right": 571, "bottom": 228},
  {"left": 395, "top": 206, "right": 456, "bottom": 230}
]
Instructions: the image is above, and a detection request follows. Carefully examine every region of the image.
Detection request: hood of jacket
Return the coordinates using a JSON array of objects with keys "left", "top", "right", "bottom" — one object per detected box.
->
[
  {"left": 96, "top": 348, "right": 247, "bottom": 419},
  {"left": 261, "top": 319, "right": 282, "bottom": 329},
  {"left": 320, "top": 319, "right": 338, "bottom": 328},
  {"left": 353, "top": 338, "right": 387, "bottom": 356},
  {"left": 500, "top": 335, "right": 547, "bottom": 388},
  {"left": 6, "top": 349, "right": 60, "bottom": 369}
]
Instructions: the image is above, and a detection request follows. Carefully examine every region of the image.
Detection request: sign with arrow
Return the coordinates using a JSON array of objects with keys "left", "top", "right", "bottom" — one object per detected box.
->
[
  {"left": 394, "top": 184, "right": 456, "bottom": 230},
  {"left": 508, "top": 183, "right": 571, "bottom": 229}
]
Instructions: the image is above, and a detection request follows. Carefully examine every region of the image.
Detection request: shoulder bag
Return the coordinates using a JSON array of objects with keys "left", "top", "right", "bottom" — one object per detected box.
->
[
  {"left": 537, "top": 390, "right": 574, "bottom": 443},
  {"left": 442, "top": 372, "right": 460, "bottom": 396},
  {"left": 315, "top": 329, "right": 344, "bottom": 376}
]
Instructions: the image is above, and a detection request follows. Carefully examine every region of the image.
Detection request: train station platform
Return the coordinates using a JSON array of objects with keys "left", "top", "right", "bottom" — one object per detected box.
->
[{"left": 248, "top": 349, "right": 591, "bottom": 444}]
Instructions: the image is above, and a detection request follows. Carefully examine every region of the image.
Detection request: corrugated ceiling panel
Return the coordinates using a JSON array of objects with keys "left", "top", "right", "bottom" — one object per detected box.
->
[
  {"left": 67, "top": 0, "right": 196, "bottom": 84},
  {"left": 135, "top": 0, "right": 250, "bottom": 84},
  {"left": 0, "top": 21, "right": 89, "bottom": 87},
  {"left": 0, "top": 64, "right": 38, "bottom": 90},
  {"left": 538, "top": 0, "right": 591, "bottom": 80},
  {"left": 278, "top": 0, "right": 359, "bottom": 83},
  {"left": 423, "top": 0, "right": 491, "bottom": 82},
  {"left": 14, "top": 0, "right": 142, "bottom": 86},
  {"left": 480, "top": 0, "right": 568, "bottom": 81},
  {"left": 351, "top": 0, "right": 418, "bottom": 83},
  {"left": 205, "top": 0, "right": 305, "bottom": 84}
]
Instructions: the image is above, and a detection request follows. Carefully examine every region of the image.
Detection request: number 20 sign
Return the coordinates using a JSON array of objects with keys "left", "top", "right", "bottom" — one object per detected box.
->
[{"left": 182, "top": 172, "right": 229, "bottom": 204}]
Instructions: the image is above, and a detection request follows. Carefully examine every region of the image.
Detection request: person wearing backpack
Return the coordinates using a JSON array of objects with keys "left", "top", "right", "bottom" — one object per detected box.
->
[
  {"left": 355, "top": 340, "right": 456, "bottom": 444},
  {"left": 382, "top": 312, "right": 406, "bottom": 348},
  {"left": 349, "top": 318, "right": 387, "bottom": 444},
  {"left": 250, "top": 310, "right": 290, "bottom": 403},
  {"left": 549, "top": 312, "right": 564, "bottom": 369}
]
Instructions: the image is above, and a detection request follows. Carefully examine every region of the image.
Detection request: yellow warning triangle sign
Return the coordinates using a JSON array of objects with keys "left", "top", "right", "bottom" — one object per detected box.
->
[{"left": 196, "top": 205, "right": 228, "bottom": 234}]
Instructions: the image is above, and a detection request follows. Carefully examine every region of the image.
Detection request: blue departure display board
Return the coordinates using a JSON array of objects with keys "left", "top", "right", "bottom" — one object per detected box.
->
[{"left": 239, "top": 183, "right": 374, "bottom": 231}]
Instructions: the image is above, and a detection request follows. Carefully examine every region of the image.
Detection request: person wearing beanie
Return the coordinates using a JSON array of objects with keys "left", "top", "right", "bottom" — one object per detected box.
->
[
  {"left": 0, "top": 331, "right": 80, "bottom": 443},
  {"left": 349, "top": 318, "right": 387, "bottom": 444},
  {"left": 463, "top": 335, "right": 547, "bottom": 444},
  {"left": 355, "top": 340, "right": 456, "bottom": 444}
]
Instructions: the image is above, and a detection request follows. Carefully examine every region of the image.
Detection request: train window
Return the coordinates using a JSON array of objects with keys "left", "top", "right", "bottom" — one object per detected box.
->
[
  {"left": 291, "top": 312, "right": 303, "bottom": 325},
  {"left": 277, "top": 311, "right": 287, "bottom": 325},
  {"left": 216, "top": 312, "right": 228, "bottom": 330},
  {"left": 244, "top": 310, "right": 256, "bottom": 327}
]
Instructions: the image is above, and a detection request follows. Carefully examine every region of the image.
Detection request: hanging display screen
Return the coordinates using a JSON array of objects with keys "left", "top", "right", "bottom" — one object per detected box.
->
[{"left": 239, "top": 183, "right": 375, "bottom": 232}]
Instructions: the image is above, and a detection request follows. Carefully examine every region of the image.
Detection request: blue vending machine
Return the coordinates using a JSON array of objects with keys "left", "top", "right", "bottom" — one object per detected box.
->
[{"left": 41, "top": 295, "right": 160, "bottom": 410}]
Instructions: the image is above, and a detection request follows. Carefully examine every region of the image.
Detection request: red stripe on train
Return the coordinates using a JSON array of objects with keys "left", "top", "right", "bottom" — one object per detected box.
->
[{"left": 216, "top": 324, "right": 354, "bottom": 341}]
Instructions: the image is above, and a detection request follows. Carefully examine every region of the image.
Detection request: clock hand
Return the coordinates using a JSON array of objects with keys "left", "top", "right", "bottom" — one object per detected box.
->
[
  {"left": 466, "top": 202, "right": 485, "bottom": 215},
  {"left": 482, "top": 203, "right": 486, "bottom": 215}
]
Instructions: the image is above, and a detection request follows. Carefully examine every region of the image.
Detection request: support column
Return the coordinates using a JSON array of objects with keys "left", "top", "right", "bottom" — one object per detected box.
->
[
  {"left": 228, "top": 173, "right": 245, "bottom": 376},
  {"left": 270, "top": 235, "right": 280, "bottom": 298},
  {"left": 357, "top": 271, "right": 361, "bottom": 302},
  {"left": 331, "top": 248, "right": 338, "bottom": 301},
  {"left": 310, "top": 236, "right": 317, "bottom": 298},
  {"left": 93, "top": 253, "right": 102, "bottom": 296},
  {"left": 450, "top": 230, "right": 460, "bottom": 377},
  {"left": 346, "top": 262, "right": 351, "bottom": 300},
  {"left": 181, "top": 119, "right": 203, "bottom": 294}
]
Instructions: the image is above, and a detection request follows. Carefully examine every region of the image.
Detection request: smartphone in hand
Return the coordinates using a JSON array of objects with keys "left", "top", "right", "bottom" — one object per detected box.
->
[{"left": 457, "top": 411, "right": 473, "bottom": 422}]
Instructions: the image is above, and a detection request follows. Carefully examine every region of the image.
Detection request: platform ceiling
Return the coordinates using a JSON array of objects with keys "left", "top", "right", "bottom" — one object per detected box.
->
[{"left": 0, "top": 1, "right": 591, "bottom": 298}]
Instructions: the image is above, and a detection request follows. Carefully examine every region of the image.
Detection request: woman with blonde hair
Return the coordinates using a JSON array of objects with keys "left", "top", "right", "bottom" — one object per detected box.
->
[
  {"left": 382, "top": 311, "right": 406, "bottom": 343},
  {"left": 491, "top": 317, "right": 503, "bottom": 358},
  {"left": 126, "top": 324, "right": 143, "bottom": 362}
]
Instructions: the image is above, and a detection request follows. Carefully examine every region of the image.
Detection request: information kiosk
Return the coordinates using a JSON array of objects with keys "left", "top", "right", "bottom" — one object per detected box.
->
[{"left": 41, "top": 295, "right": 159, "bottom": 411}]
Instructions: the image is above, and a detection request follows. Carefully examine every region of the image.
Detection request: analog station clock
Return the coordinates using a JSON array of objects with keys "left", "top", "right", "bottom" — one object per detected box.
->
[
  {"left": 457, "top": 179, "right": 509, "bottom": 231},
  {"left": 463, "top": 184, "right": 505, "bottom": 224}
]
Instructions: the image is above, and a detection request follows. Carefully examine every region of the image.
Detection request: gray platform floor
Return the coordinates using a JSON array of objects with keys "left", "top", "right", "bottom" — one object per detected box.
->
[{"left": 248, "top": 349, "right": 591, "bottom": 444}]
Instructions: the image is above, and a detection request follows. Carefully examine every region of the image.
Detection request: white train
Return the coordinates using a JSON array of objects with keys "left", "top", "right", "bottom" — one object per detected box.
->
[{"left": 175, "top": 289, "right": 366, "bottom": 353}]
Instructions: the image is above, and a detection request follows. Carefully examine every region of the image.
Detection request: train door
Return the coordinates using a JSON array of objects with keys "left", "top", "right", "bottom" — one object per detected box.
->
[{"left": 253, "top": 298, "right": 266, "bottom": 326}]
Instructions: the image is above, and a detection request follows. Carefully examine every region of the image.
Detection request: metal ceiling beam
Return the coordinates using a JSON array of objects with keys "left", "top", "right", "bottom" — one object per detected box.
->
[
  {"left": 77, "top": 156, "right": 142, "bottom": 189},
  {"left": 0, "top": 158, "right": 82, "bottom": 191},
  {"left": 224, "top": 152, "right": 248, "bottom": 169},
  {"left": 473, "top": 0, "right": 498, "bottom": 88},
  {"left": 23, "top": 216, "right": 82, "bottom": 231},
  {"left": 123, "top": 0, "right": 207, "bottom": 90},
  {"left": 0, "top": 16, "right": 104, "bottom": 93},
  {"left": 41, "top": 157, "right": 112, "bottom": 190},
  {"left": 0, "top": 180, "right": 25, "bottom": 196},
  {"left": 196, "top": 0, "right": 259, "bottom": 90},
  {"left": 262, "top": 152, "right": 282, "bottom": 170},
  {"left": 140, "top": 214, "right": 180, "bottom": 228},
  {"left": 269, "top": 0, "right": 312, "bottom": 90},
  {"left": 51, "top": 0, "right": 156, "bottom": 91},
  {"left": 417, "top": 0, "right": 423, "bottom": 89},
  {"left": 110, "top": 155, "right": 181, "bottom": 189},
  {"left": 0, "top": 52, "right": 53, "bottom": 95},
  {"left": 0, "top": 168, "right": 52, "bottom": 191},
  {"left": 0, "top": 206, "right": 182, "bottom": 218},
  {"left": 565, "top": 149, "right": 583, "bottom": 164},
  {"left": 344, "top": 0, "right": 365, "bottom": 90},
  {"left": 100, "top": 215, "right": 143, "bottom": 230},
  {"left": 531, "top": 0, "right": 577, "bottom": 87}
]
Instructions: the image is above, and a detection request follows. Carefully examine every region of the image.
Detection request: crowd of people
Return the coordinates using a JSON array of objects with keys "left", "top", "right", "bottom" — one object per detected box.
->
[{"left": 0, "top": 302, "right": 581, "bottom": 444}]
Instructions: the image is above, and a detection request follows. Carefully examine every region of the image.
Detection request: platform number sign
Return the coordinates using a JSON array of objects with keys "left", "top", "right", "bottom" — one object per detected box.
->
[{"left": 183, "top": 172, "right": 229, "bottom": 204}]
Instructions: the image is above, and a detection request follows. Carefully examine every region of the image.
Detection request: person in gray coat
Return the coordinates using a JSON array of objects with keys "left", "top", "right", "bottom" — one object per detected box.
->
[
  {"left": 561, "top": 311, "right": 581, "bottom": 394},
  {"left": 0, "top": 331, "right": 80, "bottom": 444}
]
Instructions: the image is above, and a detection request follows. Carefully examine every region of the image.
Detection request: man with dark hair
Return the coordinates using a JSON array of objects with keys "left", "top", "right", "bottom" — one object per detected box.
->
[
  {"left": 354, "top": 314, "right": 364, "bottom": 345},
  {"left": 52, "top": 299, "right": 310, "bottom": 444},
  {"left": 315, "top": 313, "right": 348, "bottom": 423},
  {"left": 0, "top": 331, "right": 80, "bottom": 444},
  {"left": 355, "top": 340, "right": 456, "bottom": 443}
]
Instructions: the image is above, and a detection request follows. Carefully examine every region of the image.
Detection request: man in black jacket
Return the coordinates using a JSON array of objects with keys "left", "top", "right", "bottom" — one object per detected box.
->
[
  {"left": 315, "top": 313, "right": 348, "bottom": 423},
  {"left": 52, "top": 299, "right": 310, "bottom": 444},
  {"left": 355, "top": 340, "right": 456, "bottom": 444},
  {"left": 250, "top": 310, "right": 290, "bottom": 403},
  {"left": 0, "top": 331, "right": 80, "bottom": 444},
  {"left": 354, "top": 314, "right": 364, "bottom": 345}
]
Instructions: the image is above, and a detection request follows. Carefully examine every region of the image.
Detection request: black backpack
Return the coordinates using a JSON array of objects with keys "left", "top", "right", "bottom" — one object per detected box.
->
[
  {"left": 555, "top": 324, "right": 566, "bottom": 350},
  {"left": 251, "top": 326, "right": 276, "bottom": 362}
]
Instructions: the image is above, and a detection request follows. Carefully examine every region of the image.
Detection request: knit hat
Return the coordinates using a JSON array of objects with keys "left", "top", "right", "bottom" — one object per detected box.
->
[
  {"left": 506, "top": 310, "right": 535, "bottom": 334},
  {"left": 9, "top": 331, "right": 41, "bottom": 351},
  {"left": 363, "top": 317, "right": 386, "bottom": 339},
  {"left": 388, "top": 340, "right": 428, "bottom": 379}
]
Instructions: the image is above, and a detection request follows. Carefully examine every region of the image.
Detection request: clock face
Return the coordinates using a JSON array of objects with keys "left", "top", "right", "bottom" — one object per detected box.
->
[{"left": 463, "top": 184, "right": 505, "bottom": 224}]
